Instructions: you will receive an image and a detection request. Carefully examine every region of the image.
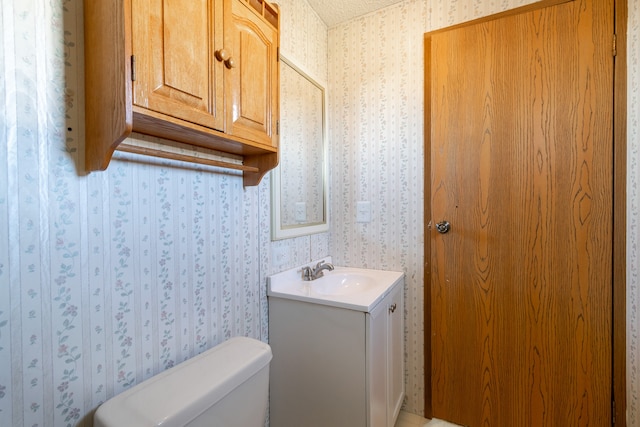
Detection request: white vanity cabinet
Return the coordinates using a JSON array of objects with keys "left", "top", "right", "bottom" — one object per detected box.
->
[{"left": 268, "top": 274, "right": 404, "bottom": 427}]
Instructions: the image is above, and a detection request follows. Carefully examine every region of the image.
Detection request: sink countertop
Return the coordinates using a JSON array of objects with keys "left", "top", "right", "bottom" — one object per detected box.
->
[{"left": 267, "top": 258, "right": 404, "bottom": 312}]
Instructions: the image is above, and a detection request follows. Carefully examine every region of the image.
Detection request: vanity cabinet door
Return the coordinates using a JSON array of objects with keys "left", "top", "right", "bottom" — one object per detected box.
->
[
  {"left": 368, "top": 294, "right": 388, "bottom": 427},
  {"left": 132, "top": 0, "right": 225, "bottom": 130},
  {"left": 367, "top": 283, "right": 405, "bottom": 427},
  {"left": 225, "top": 0, "right": 279, "bottom": 147},
  {"left": 387, "top": 284, "right": 405, "bottom": 426}
]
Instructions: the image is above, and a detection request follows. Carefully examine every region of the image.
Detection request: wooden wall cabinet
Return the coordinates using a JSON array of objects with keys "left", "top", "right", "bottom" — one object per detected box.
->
[{"left": 84, "top": 0, "right": 279, "bottom": 186}]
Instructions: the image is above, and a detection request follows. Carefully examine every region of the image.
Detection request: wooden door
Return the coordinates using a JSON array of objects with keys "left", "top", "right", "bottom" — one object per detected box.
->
[
  {"left": 225, "top": 0, "right": 279, "bottom": 147},
  {"left": 425, "top": 0, "right": 613, "bottom": 425},
  {"left": 132, "top": 0, "right": 225, "bottom": 130}
]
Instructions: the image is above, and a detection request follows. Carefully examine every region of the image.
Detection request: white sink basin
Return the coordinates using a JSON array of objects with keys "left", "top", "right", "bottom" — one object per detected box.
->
[
  {"left": 267, "top": 259, "right": 403, "bottom": 312},
  {"left": 312, "top": 273, "right": 375, "bottom": 295}
]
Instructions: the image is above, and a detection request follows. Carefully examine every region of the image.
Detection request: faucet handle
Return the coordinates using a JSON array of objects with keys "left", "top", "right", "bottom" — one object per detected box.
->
[
  {"left": 311, "top": 260, "right": 334, "bottom": 279},
  {"left": 300, "top": 266, "right": 313, "bottom": 281},
  {"left": 316, "top": 260, "right": 334, "bottom": 269}
]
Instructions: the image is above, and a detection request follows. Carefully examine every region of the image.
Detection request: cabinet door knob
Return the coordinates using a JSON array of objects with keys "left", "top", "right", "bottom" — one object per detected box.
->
[
  {"left": 215, "top": 49, "right": 230, "bottom": 62},
  {"left": 389, "top": 303, "right": 397, "bottom": 314},
  {"left": 224, "top": 57, "right": 236, "bottom": 69}
]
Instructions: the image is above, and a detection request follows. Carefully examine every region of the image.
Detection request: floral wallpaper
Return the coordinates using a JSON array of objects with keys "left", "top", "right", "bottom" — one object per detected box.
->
[
  {"left": 627, "top": 0, "right": 640, "bottom": 424},
  {"left": 328, "top": 1, "right": 429, "bottom": 413},
  {"left": 2, "top": 0, "right": 639, "bottom": 426},
  {"left": 0, "top": 0, "right": 327, "bottom": 426}
]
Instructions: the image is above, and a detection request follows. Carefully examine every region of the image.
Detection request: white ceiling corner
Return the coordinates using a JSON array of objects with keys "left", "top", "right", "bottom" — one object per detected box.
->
[{"left": 306, "top": 0, "right": 404, "bottom": 27}]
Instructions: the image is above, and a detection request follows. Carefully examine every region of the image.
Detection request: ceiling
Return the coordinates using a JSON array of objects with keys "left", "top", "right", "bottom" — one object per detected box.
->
[{"left": 306, "top": 0, "right": 404, "bottom": 27}]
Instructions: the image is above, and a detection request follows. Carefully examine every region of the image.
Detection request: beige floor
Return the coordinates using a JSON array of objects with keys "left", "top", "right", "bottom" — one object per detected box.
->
[{"left": 394, "top": 410, "right": 463, "bottom": 427}]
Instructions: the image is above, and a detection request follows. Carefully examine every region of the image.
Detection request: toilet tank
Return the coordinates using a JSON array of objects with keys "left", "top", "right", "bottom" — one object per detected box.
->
[{"left": 94, "top": 336, "right": 272, "bottom": 427}]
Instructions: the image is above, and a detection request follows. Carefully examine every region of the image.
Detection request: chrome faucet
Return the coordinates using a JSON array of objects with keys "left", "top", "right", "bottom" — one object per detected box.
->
[
  {"left": 300, "top": 261, "right": 335, "bottom": 281},
  {"left": 311, "top": 261, "right": 334, "bottom": 279}
]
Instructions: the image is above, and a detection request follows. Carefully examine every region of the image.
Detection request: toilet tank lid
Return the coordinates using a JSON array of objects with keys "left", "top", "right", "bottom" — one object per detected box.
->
[{"left": 94, "top": 336, "right": 272, "bottom": 427}]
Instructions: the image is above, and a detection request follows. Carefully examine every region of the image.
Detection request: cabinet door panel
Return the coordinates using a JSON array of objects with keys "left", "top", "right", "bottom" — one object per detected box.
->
[
  {"left": 132, "top": 0, "right": 224, "bottom": 130},
  {"left": 388, "top": 286, "right": 405, "bottom": 425},
  {"left": 237, "top": 33, "right": 267, "bottom": 124},
  {"left": 226, "top": 0, "right": 278, "bottom": 147},
  {"left": 368, "top": 299, "right": 388, "bottom": 427}
]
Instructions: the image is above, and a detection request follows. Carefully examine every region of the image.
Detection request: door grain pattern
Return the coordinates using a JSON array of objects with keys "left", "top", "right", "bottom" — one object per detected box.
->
[{"left": 425, "top": 0, "right": 614, "bottom": 425}]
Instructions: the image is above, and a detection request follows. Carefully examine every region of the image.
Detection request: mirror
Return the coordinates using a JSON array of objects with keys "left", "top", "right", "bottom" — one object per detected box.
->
[{"left": 271, "top": 54, "right": 328, "bottom": 240}]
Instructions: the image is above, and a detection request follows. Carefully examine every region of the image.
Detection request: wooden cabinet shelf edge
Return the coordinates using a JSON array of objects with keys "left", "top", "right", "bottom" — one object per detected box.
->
[{"left": 84, "top": 0, "right": 279, "bottom": 186}]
